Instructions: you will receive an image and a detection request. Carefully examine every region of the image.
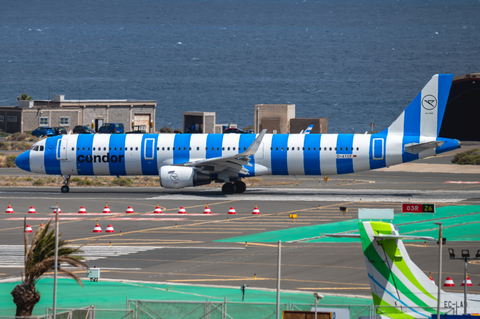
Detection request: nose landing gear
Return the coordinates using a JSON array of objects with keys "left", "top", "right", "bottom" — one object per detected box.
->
[{"left": 61, "top": 175, "right": 71, "bottom": 193}]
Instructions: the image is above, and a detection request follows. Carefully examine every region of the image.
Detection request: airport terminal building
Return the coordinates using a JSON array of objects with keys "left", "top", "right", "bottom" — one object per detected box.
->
[{"left": 0, "top": 95, "right": 156, "bottom": 133}]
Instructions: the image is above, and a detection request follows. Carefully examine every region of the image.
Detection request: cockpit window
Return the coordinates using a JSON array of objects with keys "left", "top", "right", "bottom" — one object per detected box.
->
[
  {"left": 39, "top": 145, "right": 44, "bottom": 151},
  {"left": 32, "top": 145, "right": 39, "bottom": 151}
]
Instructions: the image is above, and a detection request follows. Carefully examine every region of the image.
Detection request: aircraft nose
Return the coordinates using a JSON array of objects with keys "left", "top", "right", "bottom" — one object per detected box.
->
[{"left": 15, "top": 151, "right": 31, "bottom": 172}]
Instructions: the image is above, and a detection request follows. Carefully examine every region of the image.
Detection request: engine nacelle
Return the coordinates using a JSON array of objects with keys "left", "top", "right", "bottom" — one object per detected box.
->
[{"left": 159, "top": 166, "right": 211, "bottom": 189}]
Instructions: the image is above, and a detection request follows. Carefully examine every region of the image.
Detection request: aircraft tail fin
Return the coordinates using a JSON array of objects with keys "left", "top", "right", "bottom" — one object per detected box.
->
[{"left": 387, "top": 74, "right": 453, "bottom": 139}]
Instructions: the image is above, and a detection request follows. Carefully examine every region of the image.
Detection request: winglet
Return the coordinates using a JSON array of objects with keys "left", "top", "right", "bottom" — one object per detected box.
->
[{"left": 236, "top": 129, "right": 267, "bottom": 158}]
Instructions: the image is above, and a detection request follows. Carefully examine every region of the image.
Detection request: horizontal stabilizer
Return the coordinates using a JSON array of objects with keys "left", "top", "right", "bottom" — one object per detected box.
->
[
  {"left": 325, "top": 233, "right": 361, "bottom": 238},
  {"left": 374, "top": 234, "right": 435, "bottom": 241},
  {"left": 404, "top": 141, "right": 444, "bottom": 154}
]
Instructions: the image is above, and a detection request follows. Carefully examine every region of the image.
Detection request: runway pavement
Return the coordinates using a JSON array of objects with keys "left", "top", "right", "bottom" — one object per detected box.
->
[{"left": 1, "top": 146, "right": 480, "bottom": 298}]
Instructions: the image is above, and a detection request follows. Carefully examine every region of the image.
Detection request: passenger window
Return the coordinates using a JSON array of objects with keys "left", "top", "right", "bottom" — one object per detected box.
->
[
  {"left": 167, "top": 147, "right": 170, "bottom": 151},
  {"left": 281, "top": 147, "right": 284, "bottom": 151},
  {"left": 308, "top": 147, "right": 310, "bottom": 151},
  {"left": 109, "top": 147, "right": 111, "bottom": 151},
  {"left": 130, "top": 147, "right": 133, "bottom": 151},
  {"left": 93, "top": 147, "right": 96, "bottom": 151},
  {"left": 244, "top": 147, "right": 246, "bottom": 150},
  {"left": 222, "top": 147, "right": 225, "bottom": 151},
  {"left": 173, "top": 147, "right": 175, "bottom": 151},
  {"left": 104, "top": 147, "right": 106, "bottom": 151},
  {"left": 287, "top": 147, "right": 289, "bottom": 151},
  {"left": 40, "top": 146, "right": 44, "bottom": 151},
  {"left": 88, "top": 147, "right": 91, "bottom": 151},
  {"left": 271, "top": 147, "right": 273, "bottom": 150},
  {"left": 335, "top": 147, "right": 337, "bottom": 151},
  {"left": 329, "top": 147, "right": 332, "bottom": 151},
  {"left": 340, "top": 147, "right": 343, "bottom": 151},
  {"left": 162, "top": 147, "right": 165, "bottom": 151},
  {"left": 346, "top": 147, "right": 348, "bottom": 151},
  {"left": 314, "top": 147, "right": 316, "bottom": 151},
  {"left": 233, "top": 147, "right": 236, "bottom": 151},
  {"left": 205, "top": 147, "right": 208, "bottom": 151},
  {"left": 297, "top": 147, "right": 300, "bottom": 151},
  {"left": 212, "top": 147, "right": 214, "bottom": 151},
  {"left": 356, "top": 147, "right": 359, "bottom": 151},
  {"left": 217, "top": 147, "right": 219, "bottom": 151},
  {"left": 302, "top": 147, "right": 305, "bottom": 150},
  {"left": 228, "top": 147, "right": 230, "bottom": 151},
  {"left": 135, "top": 147, "right": 138, "bottom": 151},
  {"left": 184, "top": 147, "right": 186, "bottom": 151},
  {"left": 196, "top": 147, "right": 199, "bottom": 151},
  {"left": 276, "top": 147, "right": 278, "bottom": 151},
  {"left": 82, "top": 147, "right": 85, "bottom": 151},
  {"left": 324, "top": 147, "right": 327, "bottom": 151},
  {"left": 72, "top": 147, "right": 74, "bottom": 151},
  {"left": 114, "top": 147, "right": 117, "bottom": 151}
]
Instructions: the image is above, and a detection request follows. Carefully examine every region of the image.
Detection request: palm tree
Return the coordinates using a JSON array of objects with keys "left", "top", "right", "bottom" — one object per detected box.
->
[
  {"left": 11, "top": 218, "right": 89, "bottom": 316},
  {"left": 17, "top": 94, "right": 32, "bottom": 101}
]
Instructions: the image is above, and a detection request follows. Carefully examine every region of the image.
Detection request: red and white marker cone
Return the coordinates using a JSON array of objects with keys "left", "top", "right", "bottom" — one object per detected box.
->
[
  {"left": 28, "top": 206, "right": 36, "bottom": 214},
  {"left": 203, "top": 204, "right": 212, "bottom": 214},
  {"left": 93, "top": 221, "right": 102, "bottom": 233},
  {"left": 55, "top": 208, "right": 62, "bottom": 214},
  {"left": 429, "top": 272, "right": 435, "bottom": 284},
  {"left": 5, "top": 203, "right": 14, "bottom": 214},
  {"left": 105, "top": 224, "right": 115, "bottom": 233},
  {"left": 154, "top": 203, "right": 162, "bottom": 214},
  {"left": 126, "top": 206, "right": 134, "bottom": 214},
  {"left": 78, "top": 206, "right": 87, "bottom": 214},
  {"left": 228, "top": 207, "right": 236, "bottom": 215},
  {"left": 103, "top": 203, "right": 111, "bottom": 214},
  {"left": 462, "top": 276, "right": 473, "bottom": 286},
  {"left": 252, "top": 204, "right": 260, "bottom": 215},
  {"left": 25, "top": 225, "right": 33, "bottom": 233},
  {"left": 443, "top": 277, "right": 455, "bottom": 287},
  {"left": 178, "top": 207, "right": 186, "bottom": 214}
]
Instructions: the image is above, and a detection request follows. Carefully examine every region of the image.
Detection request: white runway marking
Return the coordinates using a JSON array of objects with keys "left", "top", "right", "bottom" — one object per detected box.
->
[
  {"left": 0, "top": 245, "right": 244, "bottom": 268},
  {"left": 147, "top": 188, "right": 476, "bottom": 203}
]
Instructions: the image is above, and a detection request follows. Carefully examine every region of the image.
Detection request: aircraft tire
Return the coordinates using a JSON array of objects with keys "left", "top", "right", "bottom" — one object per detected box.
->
[
  {"left": 234, "top": 181, "right": 246, "bottom": 193},
  {"left": 61, "top": 185, "right": 70, "bottom": 193},
  {"left": 222, "top": 183, "right": 236, "bottom": 194}
]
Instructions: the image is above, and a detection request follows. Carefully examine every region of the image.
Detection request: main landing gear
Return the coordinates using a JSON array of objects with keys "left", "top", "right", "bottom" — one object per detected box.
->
[
  {"left": 61, "top": 175, "right": 70, "bottom": 193},
  {"left": 222, "top": 181, "right": 246, "bottom": 194}
]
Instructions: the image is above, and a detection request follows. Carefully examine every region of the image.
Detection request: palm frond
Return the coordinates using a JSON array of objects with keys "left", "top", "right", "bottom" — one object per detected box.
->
[{"left": 57, "top": 267, "right": 84, "bottom": 288}]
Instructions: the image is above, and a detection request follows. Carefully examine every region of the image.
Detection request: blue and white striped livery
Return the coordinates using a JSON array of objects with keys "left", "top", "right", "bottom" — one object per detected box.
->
[{"left": 16, "top": 74, "right": 460, "bottom": 194}]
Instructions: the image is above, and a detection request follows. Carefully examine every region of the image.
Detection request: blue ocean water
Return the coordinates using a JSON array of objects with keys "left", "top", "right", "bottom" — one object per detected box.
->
[{"left": 0, "top": 0, "right": 478, "bottom": 133}]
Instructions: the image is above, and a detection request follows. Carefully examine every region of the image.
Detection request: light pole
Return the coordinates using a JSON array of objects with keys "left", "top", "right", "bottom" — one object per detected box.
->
[
  {"left": 434, "top": 222, "right": 442, "bottom": 318},
  {"left": 49, "top": 203, "right": 60, "bottom": 318},
  {"left": 276, "top": 240, "right": 281, "bottom": 319},
  {"left": 448, "top": 248, "right": 480, "bottom": 315},
  {"left": 313, "top": 293, "right": 324, "bottom": 319}
]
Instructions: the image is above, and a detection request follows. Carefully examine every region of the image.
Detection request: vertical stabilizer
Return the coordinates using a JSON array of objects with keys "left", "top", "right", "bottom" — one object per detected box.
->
[
  {"left": 387, "top": 74, "right": 453, "bottom": 139},
  {"left": 358, "top": 221, "right": 480, "bottom": 318}
]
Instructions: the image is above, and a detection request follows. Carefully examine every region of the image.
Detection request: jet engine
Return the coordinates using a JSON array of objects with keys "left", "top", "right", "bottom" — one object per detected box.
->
[{"left": 159, "top": 166, "right": 211, "bottom": 189}]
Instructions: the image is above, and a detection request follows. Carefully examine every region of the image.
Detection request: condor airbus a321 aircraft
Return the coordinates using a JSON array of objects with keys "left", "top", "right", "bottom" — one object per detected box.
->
[{"left": 15, "top": 74, "right": 460, "bottom": 194}]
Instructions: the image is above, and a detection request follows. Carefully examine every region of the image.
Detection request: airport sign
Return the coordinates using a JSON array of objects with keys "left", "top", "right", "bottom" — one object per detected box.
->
[{"left": 402, "top": 203, "right": 435, "bottom": 213}]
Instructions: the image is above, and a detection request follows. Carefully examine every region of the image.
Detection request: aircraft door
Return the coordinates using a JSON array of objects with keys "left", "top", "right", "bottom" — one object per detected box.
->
[
  {"left": 372, "top": 138, "right": 384, "bottom": 160},
  {"left": 56, "top": 139, "right": 68, "bottom": 160},
  {"left": 144, "top": 138, "right": 155, "bottom": 160}
]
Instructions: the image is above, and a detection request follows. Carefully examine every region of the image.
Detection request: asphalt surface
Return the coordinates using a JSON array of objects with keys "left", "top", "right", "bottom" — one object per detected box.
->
[{"left": 1, "top": 144, "right": 480, "bottom": 297}]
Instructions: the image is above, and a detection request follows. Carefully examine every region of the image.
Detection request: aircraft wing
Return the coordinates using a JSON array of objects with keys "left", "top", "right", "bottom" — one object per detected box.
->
[
  {"left": 178, "top": 129, "right": 267, "bottom": 175},
  {"left": 404, "top": 141, "right": 444, "bottom": 154}
]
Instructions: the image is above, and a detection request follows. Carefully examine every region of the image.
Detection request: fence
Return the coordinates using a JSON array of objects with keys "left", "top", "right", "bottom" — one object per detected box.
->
[
  {"left": 128, "top": 299, "right": 374, "bottom": 319},
  {"left": 46, "top": 306, "right": 134, "bottom": 319}
]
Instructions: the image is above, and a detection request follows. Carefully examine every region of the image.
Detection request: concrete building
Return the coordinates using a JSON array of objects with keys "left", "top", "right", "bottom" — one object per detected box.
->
[
  {"left": 254, "top": 104, "right": 296, "bottom": 134},
  {"left": 290, "top": 118, "right": 329, "bottom": 134},
  {"left": 183, "top": 111, "right": 236, "bottom": 133},
  {"left": 253, "top": 104, "right": 328, "bottom": 134},
  {"left": 0, "top": 95, "right": 156, "bottom": 133}
]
